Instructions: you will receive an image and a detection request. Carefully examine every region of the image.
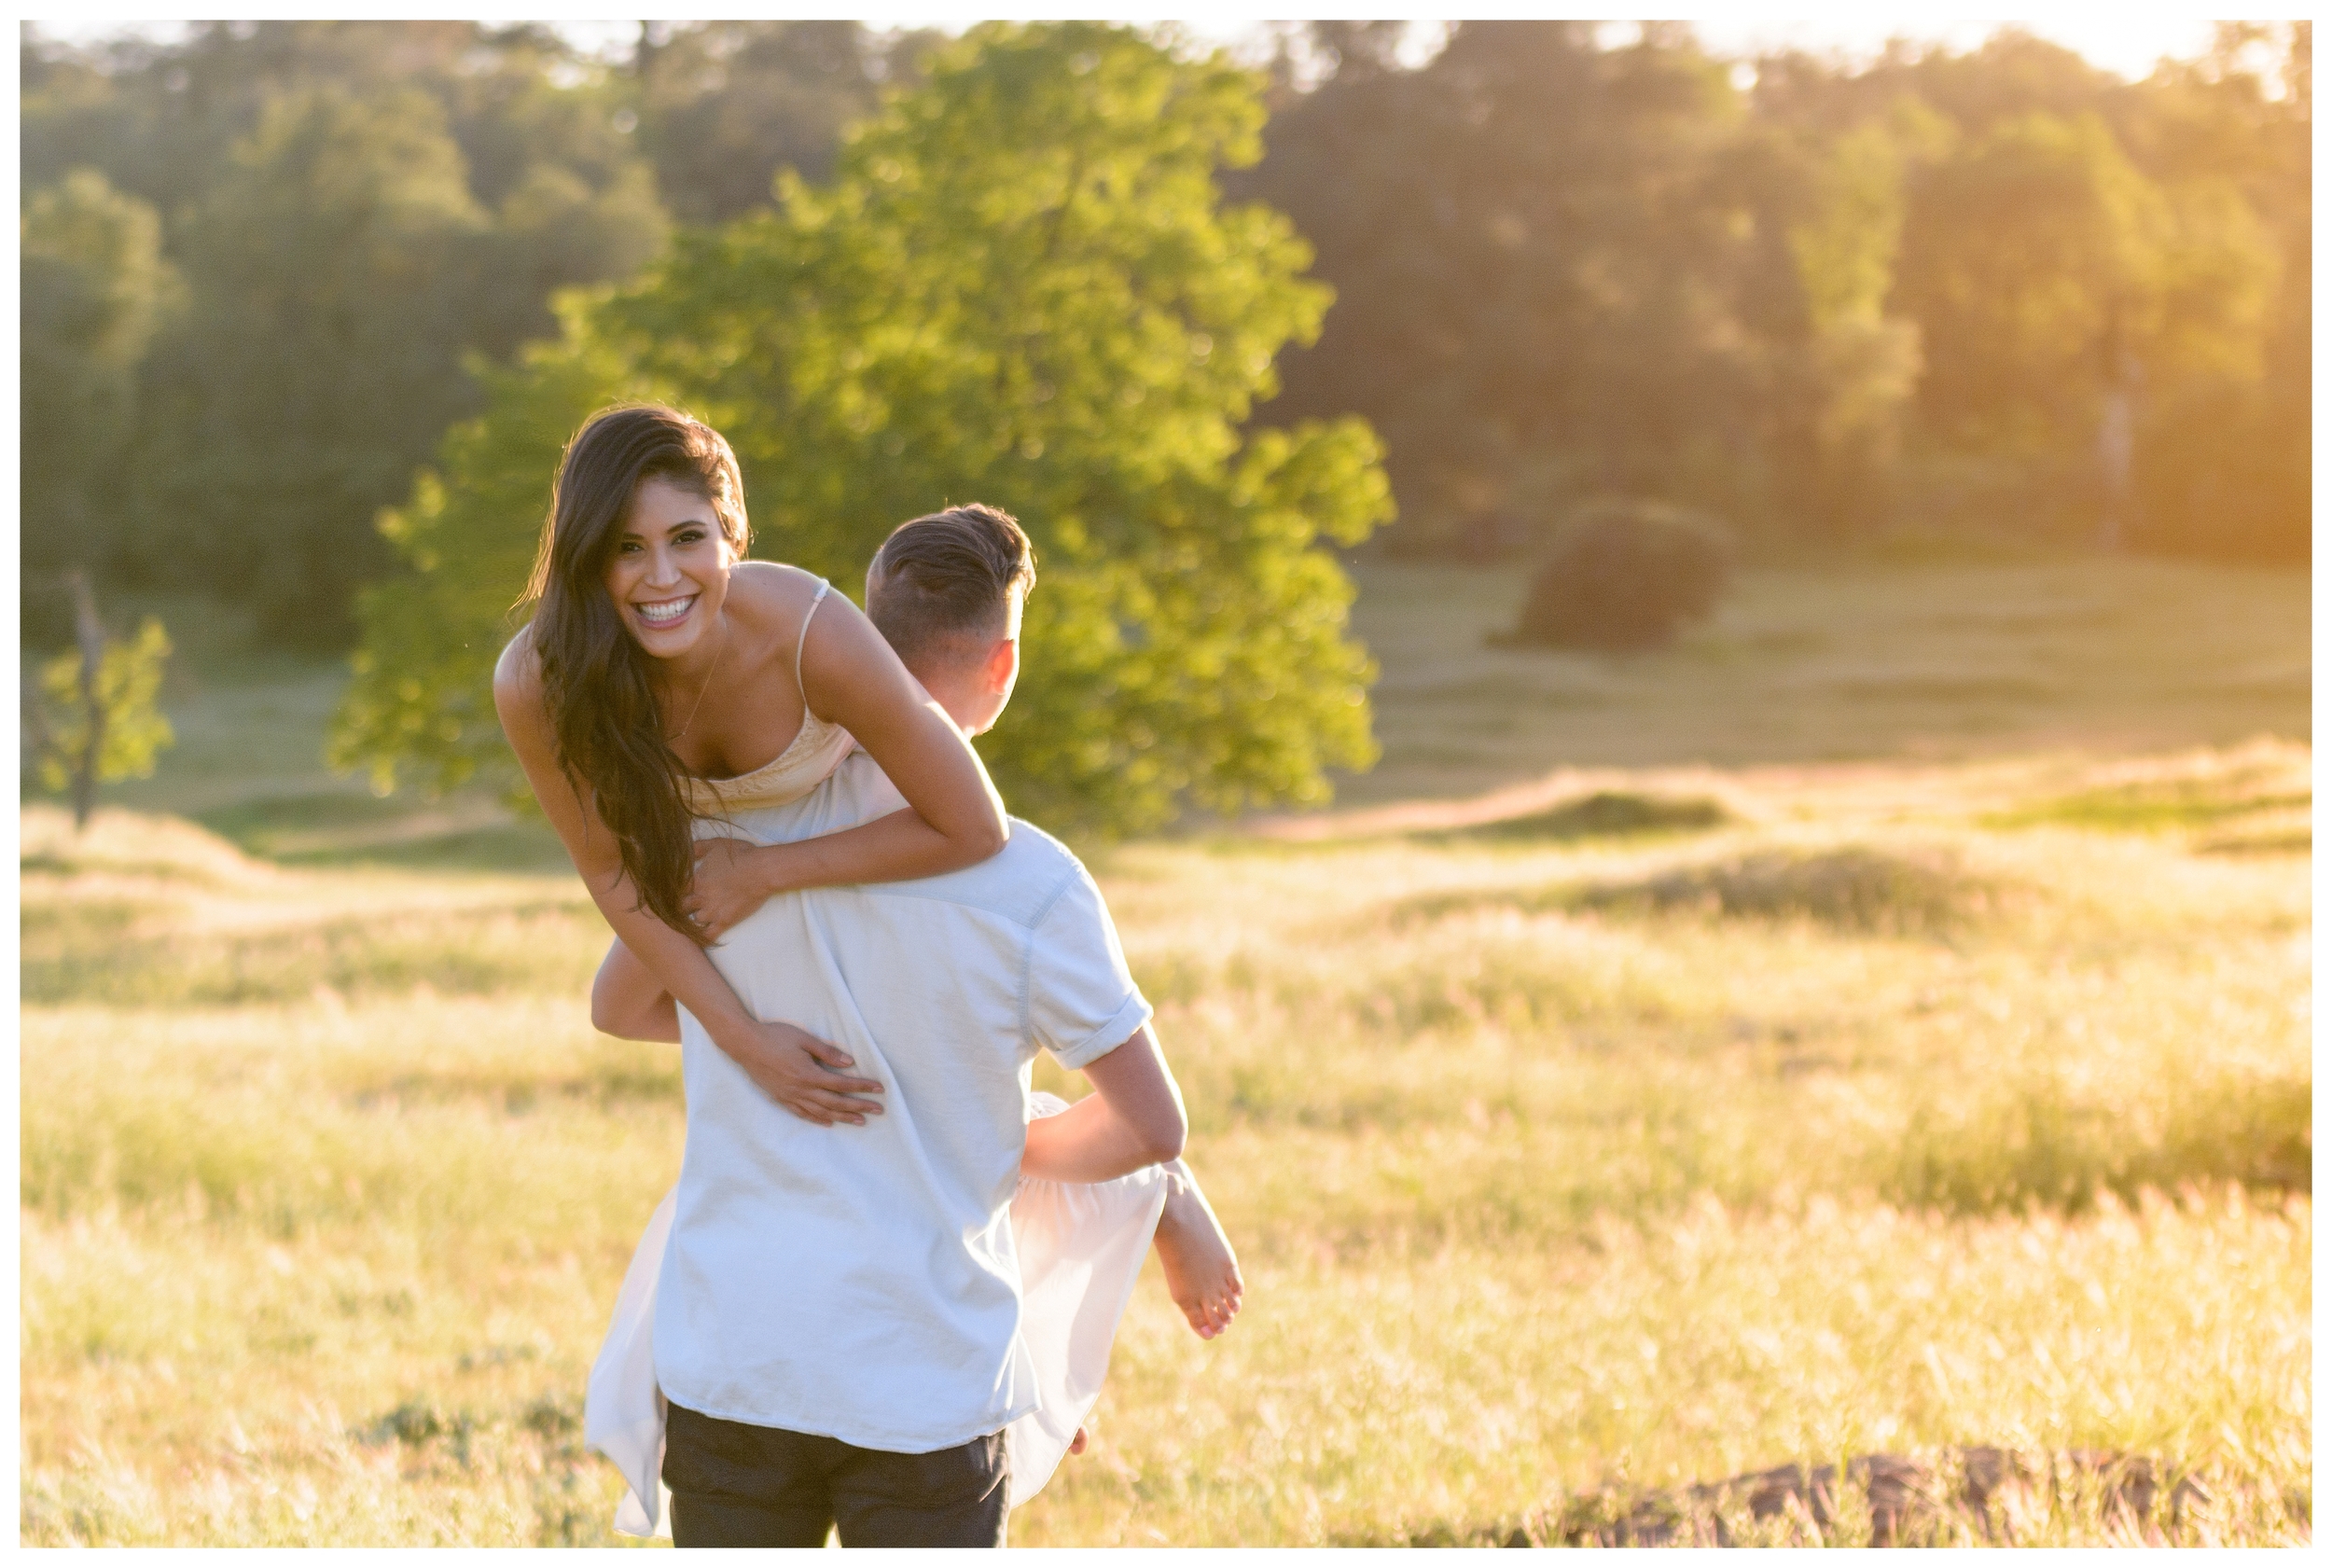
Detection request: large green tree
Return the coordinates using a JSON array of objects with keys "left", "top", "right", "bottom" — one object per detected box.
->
[{"left": 333, "top": 22, "right": 1392, "bottom": 836}]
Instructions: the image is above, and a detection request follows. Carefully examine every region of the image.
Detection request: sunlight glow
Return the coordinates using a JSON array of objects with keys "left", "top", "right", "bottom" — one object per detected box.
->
[{"left": 31, "top": 15, "right": 2235, "bottom": 86}]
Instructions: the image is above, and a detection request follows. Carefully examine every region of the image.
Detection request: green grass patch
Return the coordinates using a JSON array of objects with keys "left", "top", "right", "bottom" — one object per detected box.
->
[{"left": 1983, "top": 779, "right": 2309, "bottom": 834}]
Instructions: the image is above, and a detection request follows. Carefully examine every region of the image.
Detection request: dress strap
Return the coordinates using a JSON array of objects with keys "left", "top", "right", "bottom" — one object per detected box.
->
[{"left": 795, "top": 578, "right": 831, "bottom": 703}]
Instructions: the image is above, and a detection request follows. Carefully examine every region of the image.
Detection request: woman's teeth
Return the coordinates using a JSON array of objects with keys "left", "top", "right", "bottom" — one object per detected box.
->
[{"left": 636, "top": 596, "right": 696, "bottom": 627}]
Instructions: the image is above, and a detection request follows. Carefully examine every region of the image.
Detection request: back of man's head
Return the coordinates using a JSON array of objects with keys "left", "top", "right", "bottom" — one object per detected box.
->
[{"left": 866, "top": 504, "right": 1036, "bottom": 673}]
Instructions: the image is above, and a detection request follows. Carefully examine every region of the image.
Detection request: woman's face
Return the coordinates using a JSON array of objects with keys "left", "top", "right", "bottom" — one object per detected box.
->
[{"left": 603, "top": 475, "right": 735, "bottom": 661}]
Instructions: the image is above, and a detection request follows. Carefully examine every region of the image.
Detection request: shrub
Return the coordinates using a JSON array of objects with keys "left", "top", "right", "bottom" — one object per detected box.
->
[{"left": 1506, "top": 499, "right": 1734, "bottom": 651}]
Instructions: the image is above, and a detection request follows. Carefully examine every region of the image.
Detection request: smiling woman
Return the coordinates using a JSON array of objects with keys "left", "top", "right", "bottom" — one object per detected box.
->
[
  {"left": 490, "top": 402, "right": 1011, "bottom": 1127},
  {"left": 512, "top": 408, "right": 757, "bottom": 945}
]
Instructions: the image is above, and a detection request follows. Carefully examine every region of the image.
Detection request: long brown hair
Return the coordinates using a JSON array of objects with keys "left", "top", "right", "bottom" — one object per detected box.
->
[{"left": 522, "top": 404, "right": 748, "bottom": 942}]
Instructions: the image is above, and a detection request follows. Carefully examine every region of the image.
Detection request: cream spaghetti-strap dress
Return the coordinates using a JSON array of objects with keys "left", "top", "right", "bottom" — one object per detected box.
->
[{"left": 583, "top": 579, "right": 1169, "bottom": 1536}]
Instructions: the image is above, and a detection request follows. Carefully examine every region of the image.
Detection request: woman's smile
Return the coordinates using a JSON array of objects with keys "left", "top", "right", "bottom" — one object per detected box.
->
[{"left": 634, "top": 593, "right": 699, "bottom": 629}]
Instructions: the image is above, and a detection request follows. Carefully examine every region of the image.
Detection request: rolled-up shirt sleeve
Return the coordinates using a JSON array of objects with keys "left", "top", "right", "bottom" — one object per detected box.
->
[{"left": 1025, "top": 864, "right": 1153, "bottom": 1071}]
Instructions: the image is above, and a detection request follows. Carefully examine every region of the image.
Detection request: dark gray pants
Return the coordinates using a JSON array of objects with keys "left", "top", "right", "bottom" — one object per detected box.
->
[{"left": 662, "top": 1402, "right": 1010, "bottom": 1547}]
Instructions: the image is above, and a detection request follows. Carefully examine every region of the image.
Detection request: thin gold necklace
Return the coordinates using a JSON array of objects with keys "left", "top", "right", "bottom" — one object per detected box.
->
[{"left": 669, "top": 615, "right": 730, "bottom": 742}]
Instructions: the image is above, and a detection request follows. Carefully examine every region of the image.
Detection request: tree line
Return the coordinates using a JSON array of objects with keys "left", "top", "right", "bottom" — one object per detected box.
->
[
  {"left": 21, "top": 19, "right": 2310, "bottom": 663},
  {"left": 21, "top": 21, "right": 934, "bottom": 647},
  {"left": 1241, "top": 21, "right": 2308, "bottom": 562}
]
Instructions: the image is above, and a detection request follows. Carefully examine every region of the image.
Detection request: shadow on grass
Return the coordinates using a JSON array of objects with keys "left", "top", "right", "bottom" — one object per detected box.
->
[
  {"left": 341, "top": 1062, "right": 682, "bottom": 1114},
  {"left": 1882, "top": 1075, "right": 2312, "bottom": 1210},
  {"left": 1417, "top": 790, "right": 1732, "bottom": 845},
  {"left": 1354, "top": 1446, "right": 2269, "bottom": 1547},
  {"left": 1581, "top": 846, "right": 2012, "bottom": 935},
  {"left": 273, "top": 823, "right": 574, "bottom": 876},
  {"left": 193, "top": 792, "right": 409, "bottom": 841},
  {"left": 21, "top": 899, "right": 601, "bottom": 1006},
  {"left": 2195, "top": 826, "right": 2311, "bottom": 856},
  {"left": 1395, "top": 845, "right": 2017, "bottom": 938},
  {"left": 188, "top": 791, "right": 572, "bottom": 875},
  {"left": 21, "top": 850, "right": 228, "bottom": 885}
]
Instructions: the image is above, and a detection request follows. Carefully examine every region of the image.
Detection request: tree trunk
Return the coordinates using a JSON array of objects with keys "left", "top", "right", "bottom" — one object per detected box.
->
[
  {"left": 67, "top": 570, "right": 107, "bottom": 832},
  {"left": 2095, "top": 305, "right": 2142, "bottom": 553}
]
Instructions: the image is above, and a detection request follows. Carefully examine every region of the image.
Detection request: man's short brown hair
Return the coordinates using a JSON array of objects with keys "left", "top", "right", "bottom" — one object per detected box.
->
[{"left": 866, "top": 504, "right": 1037, "bottom": 670}]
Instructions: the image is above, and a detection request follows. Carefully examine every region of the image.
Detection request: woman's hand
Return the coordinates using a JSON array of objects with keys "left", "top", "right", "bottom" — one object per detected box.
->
[
  {"left": 684, "top": 837, "right": 783, "bottom": 941},
  {"left": 717, "top": 1015, "right": 885, "bottom": 1126}
]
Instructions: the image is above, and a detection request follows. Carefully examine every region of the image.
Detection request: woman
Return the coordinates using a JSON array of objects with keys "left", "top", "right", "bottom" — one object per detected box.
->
[{"left": 493, "top": 404, "right": 1009, "bottom": 1124}]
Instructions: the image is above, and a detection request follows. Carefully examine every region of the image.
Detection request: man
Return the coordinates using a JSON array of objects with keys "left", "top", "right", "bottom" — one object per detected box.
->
[{"left": 590, "top": 504, "right": 1237, "bottom": 1547}]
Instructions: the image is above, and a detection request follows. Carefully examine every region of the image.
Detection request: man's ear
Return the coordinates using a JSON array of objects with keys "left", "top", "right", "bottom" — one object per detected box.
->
[{"left": 983, "top": 636, "right": 1019, "bottom": 695}]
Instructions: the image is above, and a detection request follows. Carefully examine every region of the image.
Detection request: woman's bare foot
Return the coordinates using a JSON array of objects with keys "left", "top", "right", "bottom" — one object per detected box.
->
[
  {"left": 1069, "top": 1426, "right": 1089, "bottom": 1456},
  {"left": 1153, "top": 1161, "right": 1243, "bottom": 1339}
]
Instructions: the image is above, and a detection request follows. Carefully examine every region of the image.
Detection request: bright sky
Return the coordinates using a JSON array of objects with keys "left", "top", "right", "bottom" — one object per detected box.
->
[{"left": 26, "top": 11, "right": 2232, "bottom": 87}]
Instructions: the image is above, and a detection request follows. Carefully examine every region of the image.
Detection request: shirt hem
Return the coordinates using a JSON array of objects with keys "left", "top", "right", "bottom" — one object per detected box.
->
[{"left": 657, "top": 1383, "right": 1038, "bottom": 1456}]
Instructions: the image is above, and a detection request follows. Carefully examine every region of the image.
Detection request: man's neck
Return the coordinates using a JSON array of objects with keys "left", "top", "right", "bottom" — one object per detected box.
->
[{"left": 913, "top": 673, "right": 979, "bottom": 736}]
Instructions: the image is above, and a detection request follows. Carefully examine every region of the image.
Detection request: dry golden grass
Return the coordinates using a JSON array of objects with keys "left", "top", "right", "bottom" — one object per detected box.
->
[
  {"left": 20, "top": 731, "right": 2311, "bottom": 1544},
  {"left": 1035, "top": 1189, "right": 2309, "bottom": 1547}
]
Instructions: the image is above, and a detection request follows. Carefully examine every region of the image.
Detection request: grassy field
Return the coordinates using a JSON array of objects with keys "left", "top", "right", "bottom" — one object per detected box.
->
[
  {"left": 20, "top": 558, "right": 2312, "bottom": 1546},
  {"left": 1338, "top": 553, "right": 2311, "bottom": 804}
]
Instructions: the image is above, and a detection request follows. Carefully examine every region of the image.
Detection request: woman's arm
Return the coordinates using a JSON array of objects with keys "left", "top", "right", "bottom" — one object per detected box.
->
[
  {"left": 493, "top": 633, "right": 882, "bottom": 1126},
  {"left": 682, "top": 583, "right": 1010, "bottom": 939},
  {"left": 592, "top": 937, "right": 679, "bottom": 1044}
]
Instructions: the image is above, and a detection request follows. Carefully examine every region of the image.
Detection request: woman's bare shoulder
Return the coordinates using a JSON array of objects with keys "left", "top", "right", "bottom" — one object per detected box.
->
[
  {"left": 724, "top": 561, "right": 834, "bottom": 647},
  {"left": 728, "top": 559, "right": 829, "bottom": 606},
  {"left": 492, "top": 623, "right": 547, "bottom": 715}
]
